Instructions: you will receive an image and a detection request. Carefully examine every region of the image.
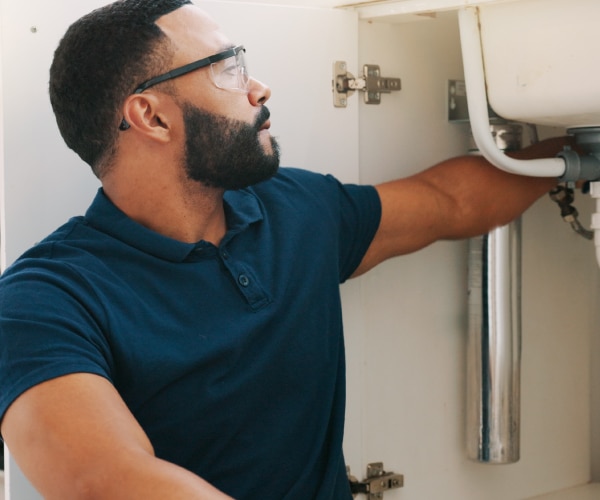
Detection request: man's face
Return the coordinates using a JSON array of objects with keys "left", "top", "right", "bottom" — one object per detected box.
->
[
  {"left": 155, "top": 5, "right": 280, "bottom": 190},
  {"left": 181, "top": 101, "right": 280, "bottom": 190}
]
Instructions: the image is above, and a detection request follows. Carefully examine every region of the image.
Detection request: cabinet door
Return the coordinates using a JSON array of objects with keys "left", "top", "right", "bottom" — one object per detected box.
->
[{"left": 0, "top": 1, "right": 359, "bottom": 498}]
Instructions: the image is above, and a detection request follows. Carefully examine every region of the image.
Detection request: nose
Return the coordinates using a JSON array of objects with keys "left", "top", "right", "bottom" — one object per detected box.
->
[{"left": 247, "top": 77, "right": 271, "bottom": 106}]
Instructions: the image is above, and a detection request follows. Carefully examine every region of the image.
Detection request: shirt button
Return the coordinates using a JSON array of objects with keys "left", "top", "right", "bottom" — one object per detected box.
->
[
  {"left": 238, "top": 274, "right": 250, "bottom": 287},
  {"left": 221, "top": 251, "right": 229, "bottom": 260}
]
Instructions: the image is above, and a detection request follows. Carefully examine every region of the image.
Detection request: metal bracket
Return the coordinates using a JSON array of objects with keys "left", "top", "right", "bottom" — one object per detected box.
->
[
  {"left": 333, "top": 61, "right": 401, "bottom": 108},
  {"left": 447, "top": 79, "right": 501, "bottom": 123},
  {"left": 347, "top": 462, "right": 404, "bottom": 499}
]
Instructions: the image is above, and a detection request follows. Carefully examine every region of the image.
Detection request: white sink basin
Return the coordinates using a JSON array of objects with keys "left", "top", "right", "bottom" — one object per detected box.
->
[{"left": 479, "top": 0, "right": 600, "bottom": 128}]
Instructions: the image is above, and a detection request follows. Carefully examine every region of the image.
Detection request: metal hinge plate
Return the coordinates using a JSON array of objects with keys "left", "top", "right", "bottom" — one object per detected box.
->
[
  {"left": 333, "top": 61, "right": 401, "bottom": 108},
  {"left": 347, "top": 462, "right": 404, "bottom": 499}
]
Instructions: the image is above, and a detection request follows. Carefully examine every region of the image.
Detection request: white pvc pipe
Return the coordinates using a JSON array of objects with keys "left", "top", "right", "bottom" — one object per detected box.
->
[{"left": 458, "top": 7, "right": 567, "bottom": 178}]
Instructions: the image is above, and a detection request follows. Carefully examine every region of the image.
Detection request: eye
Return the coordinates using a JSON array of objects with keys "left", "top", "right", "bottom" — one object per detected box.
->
[
  {"left": 222, "top": 62, "right": 238, "bottom": 77},
  {"left": 208, "top": 48, "right": 249, "bottom": 92}
]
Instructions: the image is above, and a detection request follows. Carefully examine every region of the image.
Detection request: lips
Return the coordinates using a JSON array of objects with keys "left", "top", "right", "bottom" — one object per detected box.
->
[{"left": 255, "top": 106, "right": 271, "bottom": 131}]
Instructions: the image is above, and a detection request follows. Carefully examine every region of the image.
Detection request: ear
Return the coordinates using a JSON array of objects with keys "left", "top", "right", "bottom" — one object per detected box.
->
[{"left": 121, "top": 93, "right": 176, "bottom": 142}]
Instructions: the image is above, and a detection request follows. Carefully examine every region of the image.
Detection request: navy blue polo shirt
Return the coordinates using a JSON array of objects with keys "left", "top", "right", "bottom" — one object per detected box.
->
[{"left": 0, "top": 167, "right": 381, "bottom": 499}]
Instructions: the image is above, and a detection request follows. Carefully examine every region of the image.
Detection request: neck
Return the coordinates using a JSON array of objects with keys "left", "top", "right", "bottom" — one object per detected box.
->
[{"left": 102, "top": 169, "right": 227, "bottom": 246}]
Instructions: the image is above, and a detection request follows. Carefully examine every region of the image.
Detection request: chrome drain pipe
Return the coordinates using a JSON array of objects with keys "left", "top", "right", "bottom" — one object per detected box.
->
[{"left": 467, "top": 220, "right": 522, "bottom": 464}]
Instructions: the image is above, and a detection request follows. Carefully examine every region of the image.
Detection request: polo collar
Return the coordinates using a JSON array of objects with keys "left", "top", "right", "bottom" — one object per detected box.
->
[{"left": 84, "top": 188, "right": 264, "bottom": 262}]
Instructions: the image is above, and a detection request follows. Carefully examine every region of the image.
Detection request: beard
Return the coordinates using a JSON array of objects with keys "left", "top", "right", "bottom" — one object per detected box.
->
[{"left": 181, "top": 102, "right": 281, "bottom": 190}]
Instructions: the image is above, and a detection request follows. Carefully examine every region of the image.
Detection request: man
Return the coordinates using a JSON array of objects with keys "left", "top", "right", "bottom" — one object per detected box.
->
[{"left": 0, "top": 0, "right": 569, "bottom": 498}]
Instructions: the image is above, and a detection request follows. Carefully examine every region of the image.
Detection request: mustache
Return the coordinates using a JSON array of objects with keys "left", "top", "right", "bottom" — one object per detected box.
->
[{"left": 254, "top": 106, "right": 270, "bottom": 130}]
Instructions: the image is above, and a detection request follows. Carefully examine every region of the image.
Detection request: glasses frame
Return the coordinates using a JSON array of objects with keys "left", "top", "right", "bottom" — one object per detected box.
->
[
  {"left": 132, "top": 45, "right": 246, "bottom": 95},
  {"left": 120, "top": 45, "right": 247, "bottom": 130}
]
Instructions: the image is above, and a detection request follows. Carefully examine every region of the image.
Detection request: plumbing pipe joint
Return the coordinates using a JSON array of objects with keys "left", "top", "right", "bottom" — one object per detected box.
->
[{"left": 557, "top": 147, "right": 600, "bottom": 183}]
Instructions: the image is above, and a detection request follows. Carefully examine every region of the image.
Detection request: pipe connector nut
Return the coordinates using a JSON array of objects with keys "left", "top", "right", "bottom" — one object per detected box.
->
[{"left": 557, "top": 147, "right": 600, "bottom": 182}]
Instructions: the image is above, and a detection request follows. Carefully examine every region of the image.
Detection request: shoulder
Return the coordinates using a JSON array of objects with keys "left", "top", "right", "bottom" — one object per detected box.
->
[{"left": 0, "top": 216, "right": 113, "bottom": 304}]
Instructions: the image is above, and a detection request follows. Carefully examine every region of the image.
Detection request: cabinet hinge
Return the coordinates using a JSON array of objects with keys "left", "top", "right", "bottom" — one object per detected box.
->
[
  {"left": 333, "top": 61, "right": 401, "bottom": 108},
  {"left": 347, "top": 462, "right": 404, "bottom": 499}
]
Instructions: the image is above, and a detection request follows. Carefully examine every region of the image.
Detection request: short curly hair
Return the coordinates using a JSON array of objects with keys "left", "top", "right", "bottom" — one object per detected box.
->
[{"left": 49, "top": 0, "right": 192, "bottom": 178}]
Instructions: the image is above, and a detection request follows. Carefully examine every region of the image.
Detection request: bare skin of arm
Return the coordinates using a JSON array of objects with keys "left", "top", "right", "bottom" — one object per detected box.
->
[
  {"left": 1, "top": 373, "right": 234, "bottom": 500},
  {"left": 353, "top": 136, "right": 570, "bottom": 277}
]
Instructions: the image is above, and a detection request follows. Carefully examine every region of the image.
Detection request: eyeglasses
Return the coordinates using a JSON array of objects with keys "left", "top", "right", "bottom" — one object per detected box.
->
[
  {"left": 120, "top": 45, "right": 249, "bottom": 130},
  {"left": 133, "top": 45, "right": 249, "bottom": 94}
]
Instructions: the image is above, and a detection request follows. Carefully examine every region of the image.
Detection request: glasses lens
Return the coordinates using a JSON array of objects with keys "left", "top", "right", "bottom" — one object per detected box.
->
[{"left": 210, "top": 49, "right": 249, "bottom": 92}]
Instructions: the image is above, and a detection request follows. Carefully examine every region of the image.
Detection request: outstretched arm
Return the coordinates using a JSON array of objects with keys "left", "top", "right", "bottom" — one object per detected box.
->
[
  {"left": 353, "top": 136, "right": 571, "bottom": 277},
  {"left": 1, "top": 373, "right": 234, "bottom": 500}
]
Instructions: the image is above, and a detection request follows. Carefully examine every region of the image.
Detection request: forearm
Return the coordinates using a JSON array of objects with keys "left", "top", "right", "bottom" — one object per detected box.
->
[
  {"left": 76, "top": 452, "right": 234, "bottom": 500},
  {"left": 353, "top": 136, "right": 567, "bottom": 276},
  {"left": 10, "top": 426, "right": 234, "bottom": 500},
  {"left": 405, "top": 136, "right": 573, "bottom": 239},
  {"left": 2, "top": 374, "right": 235, "bottom": 500},
  {"left": 440, "top": 136, "right": 576, "bottom": 233},
  {"left": 510, "top": 135, "right": 575, "bottom": 161},
  {"left": 422, "top": 154, "right": 557, "bottom": 239}
]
